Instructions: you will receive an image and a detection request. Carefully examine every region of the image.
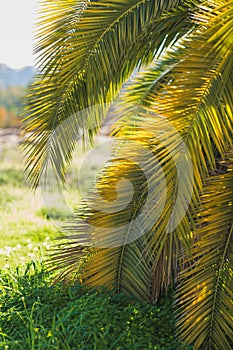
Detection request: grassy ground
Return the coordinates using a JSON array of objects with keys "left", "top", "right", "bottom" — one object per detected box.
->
[
  {"left": 0, "top": 262, "right": 192, "bottom": 350},
  {"left": 0, "top": 145, "right": 59, "bottom": 267},
  {"left": 0, "top": 139, "right": 99, "bottom": 267},
  {"left": 0, "top": 137, "right": 193, "bottom": 349}
]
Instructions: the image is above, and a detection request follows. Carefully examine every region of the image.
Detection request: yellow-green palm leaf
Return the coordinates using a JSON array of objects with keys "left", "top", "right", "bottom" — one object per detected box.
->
[
  {"left": 176, "top": 153, "right": 233, "bottom": 350},
  {"left": 21, "top": 0, "right": 197, "bottom": 188}
]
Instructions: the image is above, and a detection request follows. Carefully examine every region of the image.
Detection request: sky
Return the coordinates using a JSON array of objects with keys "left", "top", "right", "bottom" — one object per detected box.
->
[{"left": 0, "top": 1, "right": 38, "bottom": 69}]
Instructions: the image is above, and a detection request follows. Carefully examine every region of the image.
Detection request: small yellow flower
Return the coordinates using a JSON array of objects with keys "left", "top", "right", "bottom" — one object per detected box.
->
[{"left": 47, "top": 331, "right": 53, "bottom": 337}]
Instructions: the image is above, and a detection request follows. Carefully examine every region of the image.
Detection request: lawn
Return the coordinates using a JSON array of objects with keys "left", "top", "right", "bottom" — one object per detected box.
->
[{"left": 0, "top": 136, "right": 192, "bottom": 349}]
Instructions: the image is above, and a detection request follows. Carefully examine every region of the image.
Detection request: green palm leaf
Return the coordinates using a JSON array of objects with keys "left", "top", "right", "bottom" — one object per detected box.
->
[
  {"left": 21, "top": 0, "right": 197, "bottom": 188},
  {"left": 176, "top": 153, "right": 233, "bottom": 350},
  {"left": 49, "top": 110, "right": 194, "bottom": 299},
  {"left": 49, "top": 1, "right": 233, "bottom": 305}
]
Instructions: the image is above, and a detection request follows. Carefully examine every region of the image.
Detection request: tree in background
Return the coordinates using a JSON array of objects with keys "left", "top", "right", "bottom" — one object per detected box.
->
[
  {"left": 0, "top": 87, "right": 24, "bottom": 128},
  {"left": 0, "top": 107, "right": 7, "bottom": 128},
  {"left": 22, "top": 1, "right": 233, "bottom": 349}
]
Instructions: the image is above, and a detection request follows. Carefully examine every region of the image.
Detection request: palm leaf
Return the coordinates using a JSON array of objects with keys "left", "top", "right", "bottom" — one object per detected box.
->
[
  {"left": 108, "top": 0, "right": 233, "bottom": 298},
  {"left": 116, "top": 0, "right": 233, "bottom": 186},
  {"left": 176, "top": 151, "right": 233, "bottom": 350},
  {"left": 112, "top": 0, "right": 233, "bottom": 264},
  {"left": 49, "top": 0, "right": 233, "bottom": 304},
  {"left": 49, "top": 111, "right": 194, "bottom": 299},
  {"left": 21, "top": 0, "right": 197, "bottom": 189}
]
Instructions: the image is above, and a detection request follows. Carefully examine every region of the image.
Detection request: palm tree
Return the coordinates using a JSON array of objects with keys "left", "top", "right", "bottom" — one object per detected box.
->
[{"left": 22, "top": 0, "right": 233, "bottom": 349}]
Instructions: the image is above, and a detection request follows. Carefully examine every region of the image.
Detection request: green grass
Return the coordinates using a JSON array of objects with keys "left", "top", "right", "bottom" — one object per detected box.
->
[
  {"left": 0, "top": 168, "right": 25, "bottom": 187},
  {"left": 0, "top": 144, "right": 77, "bottom": 267},
  {"left": 0, "top": 139, "right": 110, "bottom": 267},
  {"left": 0, "top": 262, "right": 192, "bottom": 350}
]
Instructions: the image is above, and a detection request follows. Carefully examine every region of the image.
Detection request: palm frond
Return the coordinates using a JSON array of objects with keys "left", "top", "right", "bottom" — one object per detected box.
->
[
  {"left": 49, "top": 141, "right": 155, "bottom": 300},
  {"left": 21, "top": 0, "right": 197, "bottom": 189},
  {"left": 115, "top": 0, "right": 233, "bottom": 189},
  {"left": 48, "top": 0, "right": 233, "bottom": 303},
  {"left": 111, "top": 3, "right": 233, "bottom": 289},
  {"left": 108, "top": 0, "right": 233, "bottom": 297},
  {"left": 48, "top": 112, "right": 195, "bottom": 299},
  {"left": 176, "top": 152, "right": 233, "bottom": 350}
]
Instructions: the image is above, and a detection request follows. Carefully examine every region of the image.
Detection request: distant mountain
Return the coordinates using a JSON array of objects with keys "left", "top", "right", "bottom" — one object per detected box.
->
[{"left": 0, "top": 64, "right": 34, "bottom": 89}]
